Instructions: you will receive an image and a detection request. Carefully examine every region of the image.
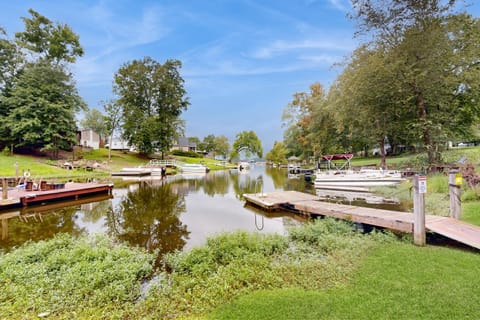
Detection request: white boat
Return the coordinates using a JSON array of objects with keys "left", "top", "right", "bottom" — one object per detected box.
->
[
  {"left": 314, "top": 154, "right": 405, "bottom": 189},
  {"left": 179, "top": 163, "right": 208, "bottom": 174},
  {"left": 314, "top": 169, "right": 404, "bottom": 189},
  {"left": 238, "top": 162, "right": 250, "bottom": 171}
]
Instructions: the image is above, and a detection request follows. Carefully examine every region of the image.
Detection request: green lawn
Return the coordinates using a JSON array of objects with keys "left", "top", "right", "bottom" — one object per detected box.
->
[{"left": 209, "top": 243, "right": 480, "bottom": 320}]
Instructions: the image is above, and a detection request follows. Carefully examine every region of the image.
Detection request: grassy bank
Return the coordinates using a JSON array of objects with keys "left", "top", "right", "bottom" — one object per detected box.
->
[
  {"left": 0, "top": 149, "right": 233, "bottom": 178},
  {"left": 0, "top": 219, "right": 396, "bottom": 319},
  {"left": 1, "top": 219, "right": 479, "bottom": 319},
  {"left": 210, "top": 243, "right": 480, "bottom": 319}
]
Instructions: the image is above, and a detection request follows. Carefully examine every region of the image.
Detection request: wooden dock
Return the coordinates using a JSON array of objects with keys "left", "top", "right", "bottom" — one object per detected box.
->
[
  {"left": 1, "top": 182, "right": 113, "bottom": 209},
  {"left": 244, "top": 191, "right": 480, "bottom": 250}
]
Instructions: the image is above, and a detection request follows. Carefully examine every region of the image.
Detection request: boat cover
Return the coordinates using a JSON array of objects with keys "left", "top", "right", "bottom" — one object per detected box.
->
[{"left": 321, "top": 154, "right": 353, "bottom": 161}]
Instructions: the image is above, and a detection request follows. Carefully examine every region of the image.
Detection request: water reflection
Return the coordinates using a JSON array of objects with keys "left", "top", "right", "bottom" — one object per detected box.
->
[
  {"left": 0, "top": 165, "right": 408, "bottom": 258},
  {"left": 106, "top": 181, "right": 189, "bottom": 264}
]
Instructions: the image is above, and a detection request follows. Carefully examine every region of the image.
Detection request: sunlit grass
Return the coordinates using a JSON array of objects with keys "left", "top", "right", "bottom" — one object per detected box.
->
[{"left": 209, "top": 243, "right": 480, "bottom": 320}]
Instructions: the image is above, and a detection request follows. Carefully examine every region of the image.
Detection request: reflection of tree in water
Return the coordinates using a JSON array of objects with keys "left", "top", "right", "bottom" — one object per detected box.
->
[
  {"left": 81, "top": 199, "right": 111, "bottom": 223},
  {"left": 0, "top": 207, "right": 84, "bottom": 251},
  {"left": 202, "top": 171, "right": 230, "bottom": 196},
  {"left": 107, "top": 182, "right": 189, "bottom": 265},
  {"left": 265, "top": 167, "right": 288, "bottom": 189},
  {"left": 230, "top": 172, "right": 263, "bottom": 200}
]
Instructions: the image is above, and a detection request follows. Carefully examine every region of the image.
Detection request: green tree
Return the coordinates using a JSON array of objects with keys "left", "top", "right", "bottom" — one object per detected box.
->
[
  {"left": 103, "top": 100, "right": 122, "bottom": 161},
  {"left": 1, "top": 9, "right": 84, "bottom": 154},
  {"left": 265, "top": 141, "right": 287, "bottom": 165},
  {"left": 15, "top": 9, "right": 83, "bottom": 64},
  {"left": 80, "top": 108, "right": 107, "bottom": 139},
  {"left": 0, "top": 28, "right": 23, "bottom": 149},
  {"left": 230, "top": 131, "right": 263, "bottom": 160},
  {"left": 282, "top": 83, "right": 324, "bottom": 159},
  {"left": 200, "top": 134, "right": 216, "bottom": 154},
  {"left": 213, "top": 135, "right": 230, "bottom": 159},
  {"left": 350, "top": 0, "right": 480, "bottom": 163},
  {"left": 114, "top": 57, "right": 189, "bottom": 155},
  {"left": 4, "top": 61, "right": 86, "bottom": 158}
]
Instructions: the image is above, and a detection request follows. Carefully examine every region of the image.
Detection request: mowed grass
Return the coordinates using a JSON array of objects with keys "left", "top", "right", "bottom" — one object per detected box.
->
[
  {"left": 209, "top": 243, "right": 480, "bottom": 320},
  {"left": 0, "top": 149, "right": 148, "bottom": 178}
]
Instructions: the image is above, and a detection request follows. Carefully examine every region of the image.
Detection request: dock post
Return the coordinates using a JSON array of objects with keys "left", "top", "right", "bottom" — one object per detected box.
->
[
  {"left": 2, "top": 178, "right": 7, "bottom": 200},
  {"left": 413, "top": 175, "right": 426, "bottom": 246},
  {"left": 448, "top": 170, "right": 462, "bottom": 220}
]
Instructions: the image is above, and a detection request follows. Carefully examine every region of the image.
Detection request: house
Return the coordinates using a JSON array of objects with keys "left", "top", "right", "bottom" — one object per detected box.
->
[
  {"left": 106, "top": 137, "right": 133, "bottom": 151},
  {"left": 78, "top": 129, "right": 100, "bottom": 149},
  {"left": 171, "top": 137, "right": 197, "bottom": 152}
]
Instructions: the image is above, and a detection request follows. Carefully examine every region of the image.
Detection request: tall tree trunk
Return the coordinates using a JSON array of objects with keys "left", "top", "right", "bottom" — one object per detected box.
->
[
  {"left": 108, "top": 133, "right": 113, "bottom": 161},
  {"left": 416, "top": 90, "right": 434, "bottom": 164},
  {"left": 379, "top": 139, "right": 386, "bottom": 170}
]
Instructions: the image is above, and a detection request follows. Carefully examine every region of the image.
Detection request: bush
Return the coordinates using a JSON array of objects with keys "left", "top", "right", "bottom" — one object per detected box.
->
[
  {"left": 136, "top": 220, "right": 398, "bottom": 319},
  {"left": 2, "top": 146, "right": 10, "bottom": 156},
  {"left": 0, "top": 234, "right": 155, "bottom": 319},
  {"left": 171, "top": 150, "right": 203, "bottom": 158},
  {"left": 462, "top": 186, "right": 480, "bottom": 202}
]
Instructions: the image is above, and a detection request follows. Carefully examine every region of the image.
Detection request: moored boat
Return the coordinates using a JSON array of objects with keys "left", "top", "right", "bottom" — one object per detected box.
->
[
  {"left": 314, "top": 154, "right": 405, "bottom": 189},
  {"left": 179, "top": 163, "right": 209, "bottom": 174}
]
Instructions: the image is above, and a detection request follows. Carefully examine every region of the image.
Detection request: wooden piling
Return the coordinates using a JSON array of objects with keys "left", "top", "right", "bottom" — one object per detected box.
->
[
  {"left": 449, "top": 170, "right": 462, "bottom": 220},
  {"left": 413, "top": 175, "right": 426, "bottom": 246},
  {"left": 2, "top": 178, "right": 7, "bottom": 200}
]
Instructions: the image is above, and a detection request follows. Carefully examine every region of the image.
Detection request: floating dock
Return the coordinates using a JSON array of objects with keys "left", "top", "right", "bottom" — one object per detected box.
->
[
  {"left": 0, "top": 182, "right": 113, "bottom": 209},
  {"left": 243, "top": 191, "right": 480, "bottom": 250}
]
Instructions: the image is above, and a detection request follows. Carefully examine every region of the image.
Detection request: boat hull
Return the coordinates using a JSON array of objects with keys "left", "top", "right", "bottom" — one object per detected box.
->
[{"left": 314, "top": 170, "right": 404, "bottom": 189}]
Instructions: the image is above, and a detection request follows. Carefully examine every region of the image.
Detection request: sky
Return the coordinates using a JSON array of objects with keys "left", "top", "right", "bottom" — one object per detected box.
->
[{"left": 1, "top": 0, "right": 479, "bottom": 153}]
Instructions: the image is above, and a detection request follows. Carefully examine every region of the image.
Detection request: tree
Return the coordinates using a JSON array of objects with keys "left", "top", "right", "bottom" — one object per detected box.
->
[
  {"left": 114, "top": 57, "right": 189, "bottom": 155},
  {"left": 200, "top": 134, "right": 216, "bottom": 154},
  {"left": 328, "top": 45, "right": 412, "bottom": 168},
  {"left": 0, "top": 28, "right": 23, "bottom": 148},
  {"left": 3, "top": 61, "right": 86, "bottom": 158},
  {"left": 1, "top": 9, "right": 85, "bottom": 154},
  {"left": 213, "top": 135, "right": 230, "bottom": 159},
  {"left": 266, "top": 141, "right": 287, "bottom": 165},
  {"left": 80, "top": 108, "right": 106, "bottom": 139},
  {"left": 350, "top": 0, "right": 480, "bottom": 163},
  {"left": 282, "top": 83, "right": 324, "bottom": 159},
  {"left": 103, "top": 100, "right": 122, "bottom": 161},
  {"left": 15, "top": 9, "right": 83, "bottom": 64},
  {"left": 230, "top": 131, "right": 263, "bottom": 160}
]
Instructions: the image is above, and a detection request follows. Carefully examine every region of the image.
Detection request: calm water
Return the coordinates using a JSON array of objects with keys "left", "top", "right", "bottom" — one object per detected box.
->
[
  {"left": 0, "top": 166, "right": 312, "bottom": 257},
  {"left": 0, "top": 165, "right": 408, "bottom": 261}
]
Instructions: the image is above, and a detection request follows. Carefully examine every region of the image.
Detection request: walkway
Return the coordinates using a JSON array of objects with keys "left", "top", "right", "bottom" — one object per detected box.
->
[{"left": 243, "top": 191, "right": 480, "bottom": 250}]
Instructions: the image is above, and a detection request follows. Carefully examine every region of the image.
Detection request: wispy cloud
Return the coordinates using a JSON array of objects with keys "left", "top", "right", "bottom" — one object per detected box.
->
[
  {"left": 327, "top": 0, "right": 350, "bottom": 12},
  {"left": 250, "top": 38, "right": 353, "bottom": 59},
  {"left": 73, "top": 1, "right": 170, "bottom": 91}
]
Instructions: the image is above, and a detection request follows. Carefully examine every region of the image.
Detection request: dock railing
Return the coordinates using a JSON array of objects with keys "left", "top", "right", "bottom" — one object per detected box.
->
[{"left": 146, "top": 159, "right": 184, "bottom": 168}]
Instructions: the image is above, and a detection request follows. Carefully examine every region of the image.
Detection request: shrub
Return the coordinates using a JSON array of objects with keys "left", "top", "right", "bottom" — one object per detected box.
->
[
  {"left": 2, "top": 146, "right": 10, "bottom": 156},
  {"left": 0, "top": 233, "right": 155, "bottom": 319},
  {"left": 171, "top": 150, "right": 203, "bottom": 158},
  {"left": 462, "top": 186, "right": 480, "bottom": 202}
]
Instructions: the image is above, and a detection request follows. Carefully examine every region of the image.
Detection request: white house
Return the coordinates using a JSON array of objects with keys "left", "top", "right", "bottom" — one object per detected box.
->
[
  {"left": 107, "top": 137, "right": 133, "bottom": 151},
  {"left": 79, "top": 129, "right": 100, "bottom": 149}
]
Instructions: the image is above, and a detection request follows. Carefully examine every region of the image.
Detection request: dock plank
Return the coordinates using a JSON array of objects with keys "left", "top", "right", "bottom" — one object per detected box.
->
[
  {"left": 244, "top": 191, "right": 480, "bottom": 250},
  {"left": 1, "top": 182, "right": 113, "bottom": 209}
]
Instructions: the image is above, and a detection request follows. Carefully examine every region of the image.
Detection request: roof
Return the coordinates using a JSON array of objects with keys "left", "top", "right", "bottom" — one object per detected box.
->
[{"left": 176, "top": 137, "right": 196, "bottom": 148}]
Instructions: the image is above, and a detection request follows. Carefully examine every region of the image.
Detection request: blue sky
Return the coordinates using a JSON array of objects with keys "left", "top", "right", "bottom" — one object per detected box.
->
[{"left": 1, "top": 1, "right": 479, "bottom": 152}]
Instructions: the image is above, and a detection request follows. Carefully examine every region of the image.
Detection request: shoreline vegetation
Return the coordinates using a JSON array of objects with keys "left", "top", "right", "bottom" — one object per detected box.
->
[
  {"left": 1, "top": 148, "right": 480, "bottom": 318},
  {"left": 1, "top": 219, "right": 479, "bottom": 319}
]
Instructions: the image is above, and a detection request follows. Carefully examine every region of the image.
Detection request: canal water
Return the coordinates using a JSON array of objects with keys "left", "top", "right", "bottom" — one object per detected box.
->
[{"left": 0, "top": 165, "right": 409, "bottom": 260}]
